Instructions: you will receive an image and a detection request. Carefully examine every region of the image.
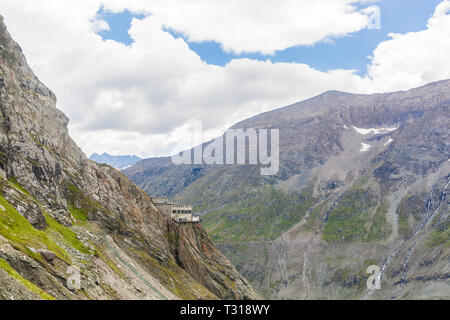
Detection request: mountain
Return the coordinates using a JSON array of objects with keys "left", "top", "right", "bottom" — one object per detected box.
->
[
  {"left": 0, "top": 15, "right": 259, "bottom": 300},
  {"left": 125, "top": 80, "right": 450, "bottom": 299},
  {"left": 90, "top": 152, "right": 141, "bottom": 170}
]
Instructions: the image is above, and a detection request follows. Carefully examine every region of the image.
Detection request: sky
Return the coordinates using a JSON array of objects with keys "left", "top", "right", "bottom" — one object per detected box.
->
[{"left": 1, "top": 0, "right": 449, "bottom": 158}]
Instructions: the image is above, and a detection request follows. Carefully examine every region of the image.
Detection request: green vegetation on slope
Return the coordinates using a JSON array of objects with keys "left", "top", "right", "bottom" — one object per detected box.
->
[
  {"left": 8, "top": 177, "right": 31, "bottom": 196},
  {"left": 301, "top": 199, "right": 330, "bottom": 232},
  {"left": 0, "top": 258, "right": 55, "bottom": 300},
  {"left": 66, "top": 182, "right": 104, "bottom": 220},
  {"left": 367, "top": 201, "right": 392, "bottom": 242},
  {"left": 323, "top": 179, "right": 389, "bottom": 242},
  {"left": 396, "top": 193, "right": 426, "bottom": 237},
  {"left": 44, "top": 213, "right": 93, "bottom": 256},
  {"left": 0, "top": 176, "right": 96, "bottom": 298},
  {"left": 427, "top": 219, "right": 450, "bottom": 248},
  {"left": 0, "top": 193, "right": 72, "bottom": 263},
  {"left": 203, "top": 185, "right": 314, "bottom": 242}
]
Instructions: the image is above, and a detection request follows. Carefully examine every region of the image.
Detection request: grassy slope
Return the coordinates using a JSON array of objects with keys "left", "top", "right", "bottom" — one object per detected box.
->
[{"left": 203, "top": 185, "right": 314, "bottom": 242}]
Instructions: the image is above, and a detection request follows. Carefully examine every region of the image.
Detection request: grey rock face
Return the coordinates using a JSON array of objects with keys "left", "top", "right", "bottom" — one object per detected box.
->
[
  {"left": 38, "top": 249, "right": 57, "bottom": 263},
  {"left": 47, "top": 209, "right": 74, "bottom": 227},
  {"left": 23, "top": 203, "right": 47, "bottom": 230}
]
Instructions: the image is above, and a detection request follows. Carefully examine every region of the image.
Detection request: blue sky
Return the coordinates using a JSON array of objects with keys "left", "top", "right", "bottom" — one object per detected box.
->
[
  {"left": 96, "top": 6, "right": 146, "bottom": 46},
  {"left": 97, "top": 0, "right": 442, "bottom": 76}
]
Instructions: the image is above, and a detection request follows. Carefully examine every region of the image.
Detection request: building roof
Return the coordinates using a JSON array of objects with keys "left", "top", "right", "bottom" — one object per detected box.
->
[{"left": 152, "top": 197, "right": 192, "bottom": 207}]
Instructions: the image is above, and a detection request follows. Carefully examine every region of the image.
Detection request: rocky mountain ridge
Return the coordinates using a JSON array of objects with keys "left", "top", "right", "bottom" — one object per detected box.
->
[
  {"left": 89, "top": 153, "right": 141, "bottom": 170},
  {"left": 0, "top": 15, "right": 259, "bottom": 300},
  {"left": 125, "top": 78, "right": 449, "bottom": 299}
]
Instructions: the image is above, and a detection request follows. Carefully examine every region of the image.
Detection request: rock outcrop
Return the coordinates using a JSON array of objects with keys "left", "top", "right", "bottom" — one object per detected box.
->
[{"left": 0, "top": 14, "right": 259, "bottom": 300}]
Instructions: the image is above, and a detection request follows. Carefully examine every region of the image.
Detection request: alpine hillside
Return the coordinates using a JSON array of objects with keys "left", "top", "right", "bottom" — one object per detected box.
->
[
  {"left": 125, "top": 79, "right": 450, "bottom": 299},
  {"left": 0, "top": 15, "right": 259, "bottom": 300}
]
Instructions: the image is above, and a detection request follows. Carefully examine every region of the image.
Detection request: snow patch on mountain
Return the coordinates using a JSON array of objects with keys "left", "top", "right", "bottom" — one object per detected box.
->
[
  {"left": 360, "top": 143, "right": 371, "bottom": 152},
  {"left": 353, "top": 126, "right": 398, "bottom": 135}
]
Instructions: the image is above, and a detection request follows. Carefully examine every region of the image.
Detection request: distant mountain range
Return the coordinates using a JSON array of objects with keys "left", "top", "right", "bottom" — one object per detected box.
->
[
  {"left": 124, "top": 79, "right": 450, "bottom": 299},
  {"left": 90, "top": 152, "right": 141, "bottom": 170}
]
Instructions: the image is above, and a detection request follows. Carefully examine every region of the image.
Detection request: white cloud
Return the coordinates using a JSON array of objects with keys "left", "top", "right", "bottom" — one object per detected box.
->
[
  {"left": 91, "top": 19, "right": 110, "bottom": 33},
  {"left": 0, "top": 0, "right": 449, "bottom": 158},
  {"left": 102, "top": 0, "right": 377, "bottom": 54},
  {"left": 368, "top": 0, "right": 450, "bottom": 91}
]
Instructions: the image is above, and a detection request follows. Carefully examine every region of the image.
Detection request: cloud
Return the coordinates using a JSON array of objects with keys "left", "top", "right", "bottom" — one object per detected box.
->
[
  {"left": 368, "top": 0, "right": 450, "bottom": 91},
  {"left": 100, "top": 0, "right": 377, "bottom": 54},
  {"left": 0, "top": 0, "right": 449, "bottom": 158}
]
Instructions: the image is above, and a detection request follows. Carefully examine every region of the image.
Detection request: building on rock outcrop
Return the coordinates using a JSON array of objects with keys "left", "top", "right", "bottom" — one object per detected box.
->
[{"left": 152, "top": 197, "right": 200, "bottom": 223}]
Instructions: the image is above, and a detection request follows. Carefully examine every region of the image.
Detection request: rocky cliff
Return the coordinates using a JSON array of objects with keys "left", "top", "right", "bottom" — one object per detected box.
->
[
  {"left": 0, "top": 15, "right": 259, "bottom": 300},
  {"left": 125, "top": 78, "right": 449, "bottom": 298}
]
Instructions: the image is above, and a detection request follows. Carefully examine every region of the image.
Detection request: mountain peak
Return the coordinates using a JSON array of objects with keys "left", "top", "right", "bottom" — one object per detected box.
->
[
  {"left": 89, "top": 152, "right": 142, "bottom": 170},
  {"left": 0, "top": 14, "right": 56, "bottom": 105},
  {"left": 124, "top": 78, "right": 450, "bottom": 300}
]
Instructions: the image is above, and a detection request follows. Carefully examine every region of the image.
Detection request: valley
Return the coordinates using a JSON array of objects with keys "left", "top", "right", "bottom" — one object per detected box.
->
[{"left": 125, "top": 81, "right": 450, "bottom": 299}]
